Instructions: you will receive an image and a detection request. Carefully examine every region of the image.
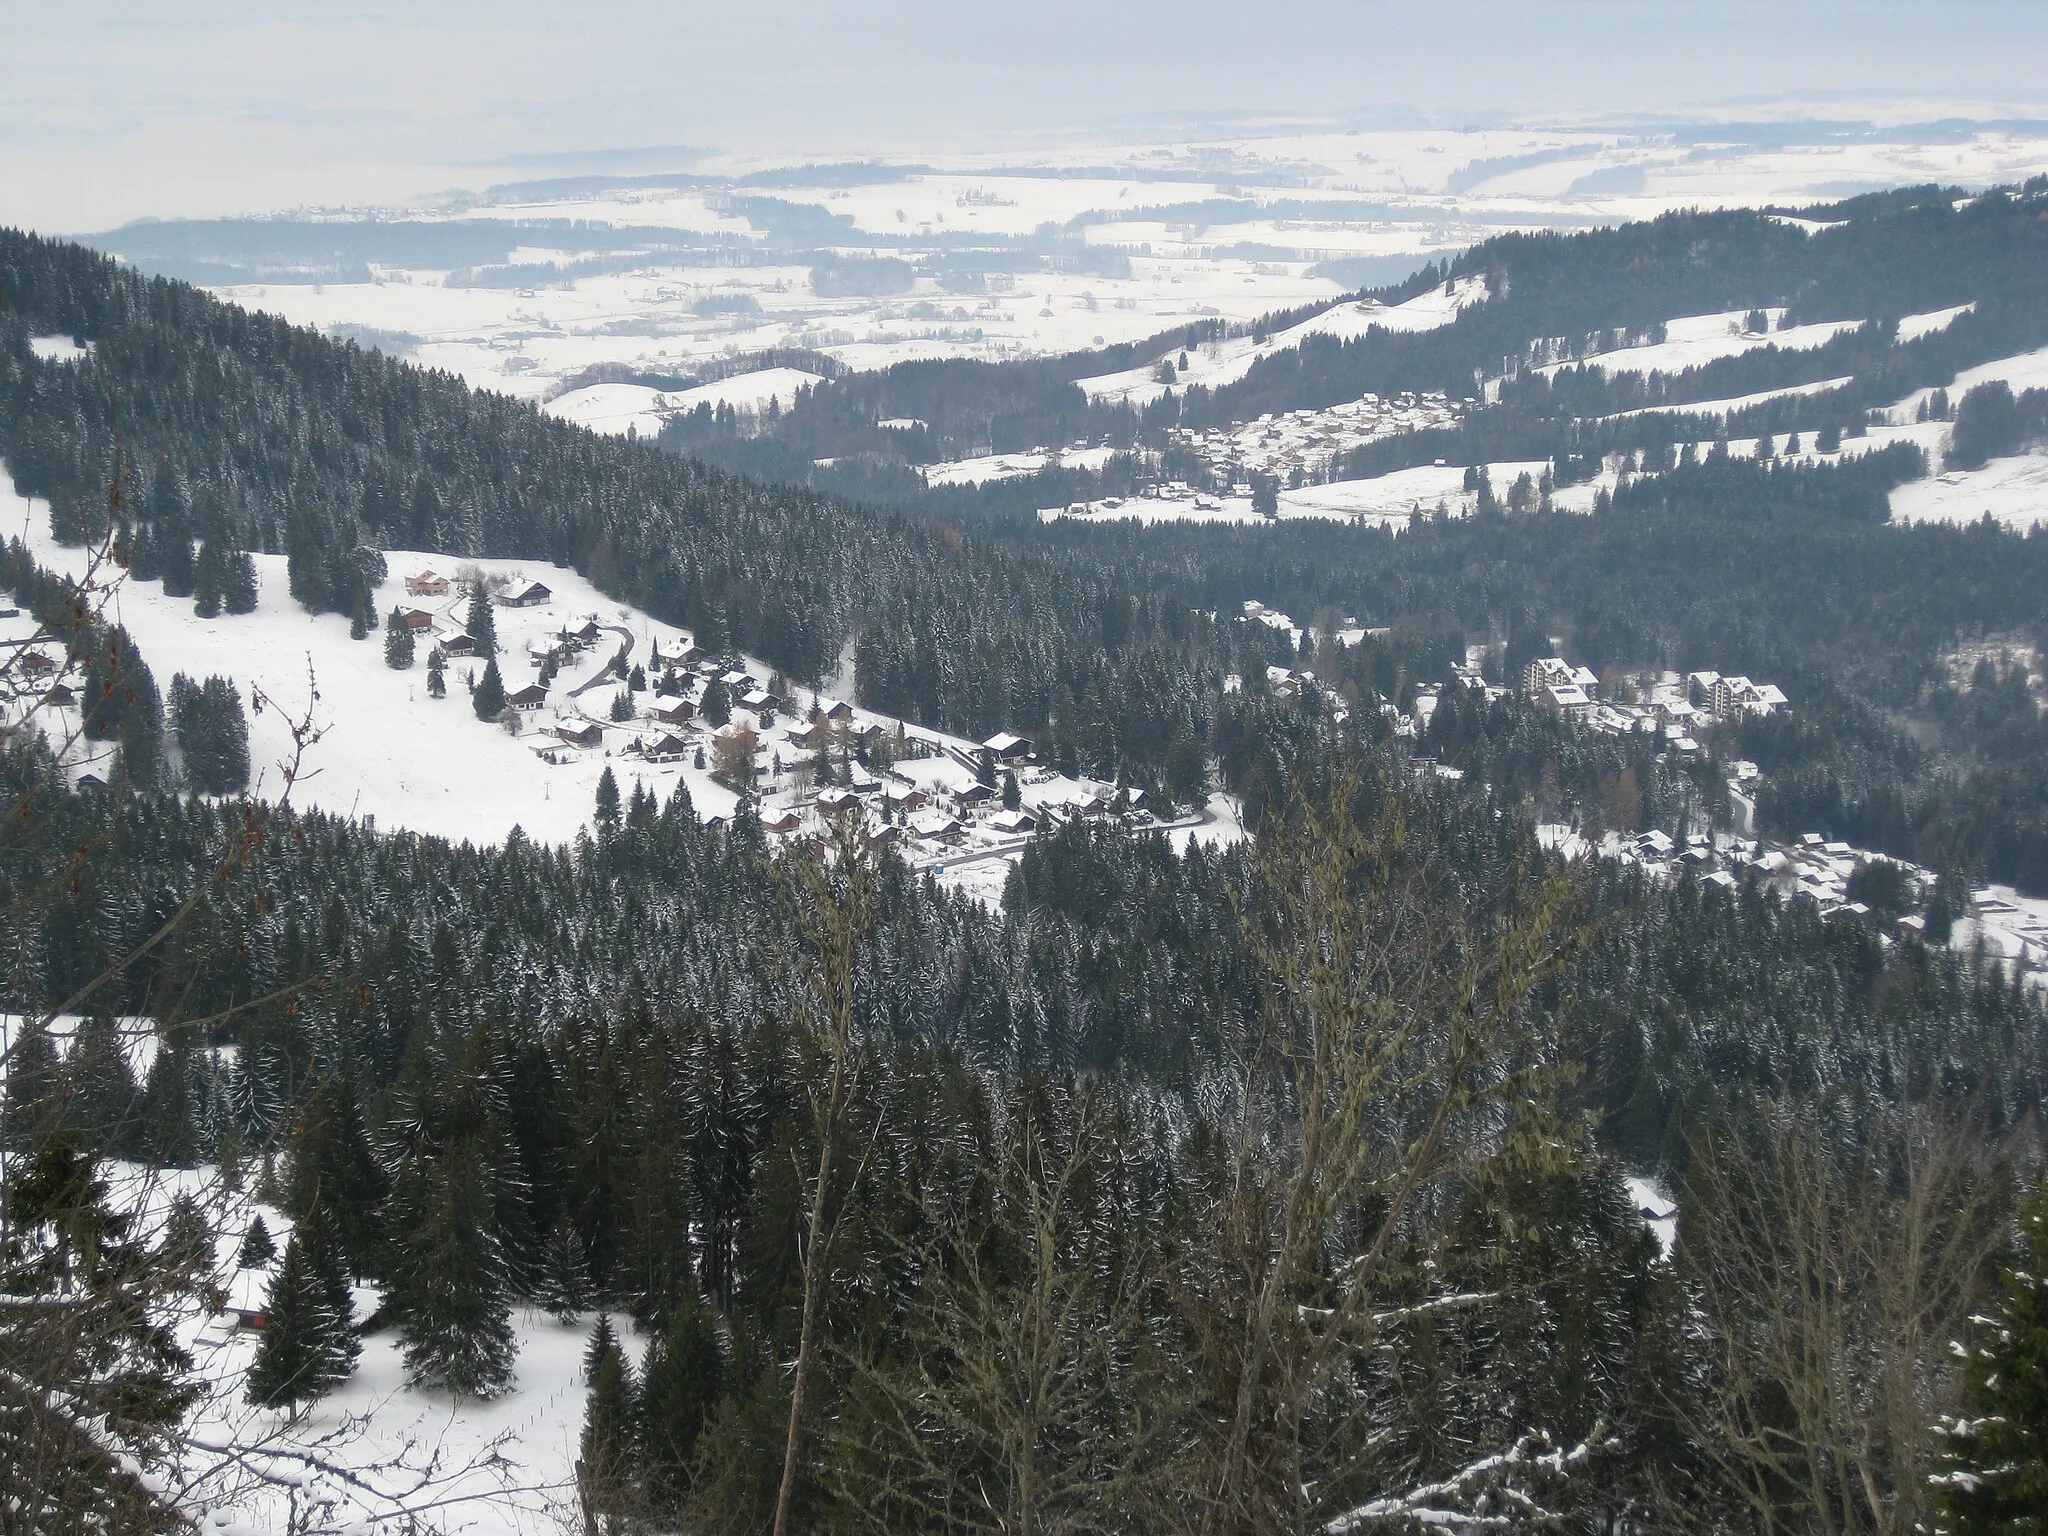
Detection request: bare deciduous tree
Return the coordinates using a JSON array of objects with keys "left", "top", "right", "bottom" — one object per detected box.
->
[{"left": 1677, "top": 1099, "right": 2010, "bottom": 1536}]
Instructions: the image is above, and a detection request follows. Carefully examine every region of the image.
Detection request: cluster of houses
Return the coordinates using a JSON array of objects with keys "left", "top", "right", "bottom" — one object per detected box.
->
[
  {"left": 1171, "top": 392, "right": 1459, "bottom": 491},
  {"left": 1602, "top": 825, "right": 1930, "bottom": 930},
  {"left": 1524, "top": 658, "right": 1788, "bottom": 746},
  {"left": 0, "top": 599, "right": 90, "bottom": 749},
  {"left": 748, "top": 729, "right": 1159, "bottom": 855},
  {"left": 398, "top": 569, "right": 561, "bottom": 662}
]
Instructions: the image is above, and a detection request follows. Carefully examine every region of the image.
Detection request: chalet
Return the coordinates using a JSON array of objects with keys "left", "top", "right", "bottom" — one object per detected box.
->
[
  {"left": 760, "top": 808, "right": 804, "bottom": 835},
  {"left": 405, "top": 570, "right": 450, "bottom": 598},
  {"left": 495, "top": 580, "right": 553, "bottom": 608},
  {"left": 814, "top": 787, "right": 861, "bottom": 815},
  {"left": 224, "top": 1269, "right": 269, "bottom": 1331},
  {"left": 721, "top": 669, "right": 756, "bottom": 692},
  {"left": 741, "top": 689, "right": 780, "bottom": 723},
  {"left": 652, "top": 699, "right": 696, "bottom": 727},
  {"left": 74, "top": 770, "right": 105, "bottom": 791},
  {"left": 990, "top": 809, "right": 1037, "bottom": 836},
  {"left": 672, "top": 642, "right": 705, "bottom": 669},
  {"left": 42, "top": 683, "right": 76, "bottom": 708},
  {"left": 505, "top": 684, "right": 549, "bottom": 712},
  {"left": 398, "top": 608, "right": 437, "bottom": 631},
  {"left": 434, "top": 631, "right": 475, "bottom": 659},
  {"left": 554, "top": 720, "right": 604, "bottom": 748},
  {"left": 19, "top": 651, "right": 54, "bottom": 677},
  {"left": 881, "top": 785, "right": 927, "bottom": 815},
  {"left": 869, "top": 823, "right": 903, "bottom": 848},
  {"left": 644, "top": 733, "right": 692, "bottom": 762},
  {"left": 982, "top": 732, "right": 1034, "bottom": 764},
  {"left": 913, "top": 813, "right": 964, "bottom": 843},
  {"left": 817, "top": 698, "right": 855, "bottom": 723},
  {"left": 955, "top": 782, "right": 995, "bottom": 810},
  {"left": 566, "top": 620, "right": 605, "bottom": 648},
  {"left": 784, "top": 720, "right": 829, "bottom": 751}
]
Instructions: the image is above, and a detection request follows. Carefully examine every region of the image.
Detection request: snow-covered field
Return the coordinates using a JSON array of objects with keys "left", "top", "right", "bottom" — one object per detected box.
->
[
  {"left": 1, "top": 500, "right": 746, "bottom": 848},
  {"left": 1892, "top": 450, "right": 2048, "bottom": 530},
  {"left": 541, "top": 366, "right": 828, "bottom": 438},
  {"left": 922, "top": 445, "right": 1120, "bottom": 487},
  {"left": 1044, "top": 457, "right": 1615, "bottom": 530}
]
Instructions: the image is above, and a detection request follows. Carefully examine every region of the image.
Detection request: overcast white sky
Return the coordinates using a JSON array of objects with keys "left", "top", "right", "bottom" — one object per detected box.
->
[{"left": 4, "top": 0, "right": 2047, "bottom": 231}]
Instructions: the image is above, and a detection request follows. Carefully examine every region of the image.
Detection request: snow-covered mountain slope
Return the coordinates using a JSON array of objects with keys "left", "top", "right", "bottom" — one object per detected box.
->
[
  {"left": 1074, "top": 276, "right": 1489, "bottom": 407},
  {"left": 4, "top": 471, "right": 784, "bottom": 846},
  {"left": 542, "top": 365, "right": 827, "bottom": 439},
  {"left": 1534, "top": 303, "right": 1972, "bottom": 381}
]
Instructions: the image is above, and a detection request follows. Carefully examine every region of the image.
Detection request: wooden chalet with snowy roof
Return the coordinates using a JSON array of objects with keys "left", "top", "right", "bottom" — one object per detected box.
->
[
  {"left": 505, "top": 683, "right": 549, "bottom": 711},
  {"left": 405, "top": 570, "right": 450, "bottom": 597},
  {"left": 982, "top": 731, "right": 1033, "bottom": 764},
  {"left": 554, "top": 719, "right": 604, "bottom": 748},
  {"left": 644, "top": 732, "right": 692, "bottom": 762},
  {"left": 495, "top": 579, "right": 553, "bottom": 608},
  {"left": 652, "top": 698, "right": 696, "bottom": 727}
]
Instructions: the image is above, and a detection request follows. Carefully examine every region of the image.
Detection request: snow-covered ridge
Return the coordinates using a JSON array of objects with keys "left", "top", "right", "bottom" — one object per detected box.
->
[
  {"left": 1074, "top": 276, "right": 1490, "bottom": 408},
  {"left": 1532, "top": 302, "right": 1973, "bottom": 382}
]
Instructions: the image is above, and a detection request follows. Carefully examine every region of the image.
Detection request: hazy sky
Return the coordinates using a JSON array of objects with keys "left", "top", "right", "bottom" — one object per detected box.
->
[{"left": 4, "top": 0, "right": 2047, "bottom": 231}]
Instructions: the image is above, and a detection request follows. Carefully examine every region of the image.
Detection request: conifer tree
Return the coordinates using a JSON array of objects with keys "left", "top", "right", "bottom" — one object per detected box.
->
[
  {"left": 1937, "top": 1179, "right": 2048, "bottom": 1533},
  {"left": 237, "top": 1215, "right": 277, "bottom": 1269},
  {"left": 473, "top": 658, "right": 506, "bottom": 721},
  {"left": 246, "top": 1224, "right": 358, "bottom": 1412},
  {"left": 427, "top": 648, "right": 447, "bottom": 698},
  {"left": 0, "top": 1133, "right": 202, "bottom": 1530},
  {"left": 384, "top": 608, "right": 416, "bottom": 670},
  {"left": 223, "top": 547, "right": 259, "bottom": 613},
  {"left": 192, "top": 539, "right": 225, "bottom": 618},
  {"left": 700, "top": 675, "right": 732, "bottom": 727},
  {"left": 595, "top": 766, "right": 621, "bottom": 830},
  {"left": 539, "top": 1220, "right": 595, "bottom": 1324},
  {"left": 579, "top": 1315, "right": 641, "bottom": 1528},
  {"left": 170, "top": 672, "right": 251, "bottom": 794},
  {"left": 0, "top": 1020, "right": 62, "bottom": 1152},
  {"left": 393, "top": 1141, "right": 518, "bottom": 1398},
  {"left": 640, "top": 1285, "right": 723, "bottom": 1511},
  {"left": 465, "top": 579, "right": 499, "bottom": 658},
  {"left": 159, "top": 1192, "right": 214, "bottom": 1286},
  {"left": 285, "top": 1079, "right": 390, "bottom": 1281},
  {"left": 159, "top": 527, "right": 196, "bottom": 600},
  {"left": 62, "top": 1011, "right": 138, "bottom": 1156}
]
